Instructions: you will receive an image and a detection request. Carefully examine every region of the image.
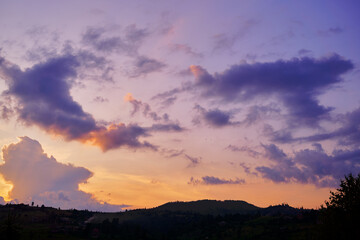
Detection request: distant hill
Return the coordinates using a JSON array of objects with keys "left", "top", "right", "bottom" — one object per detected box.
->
[
  {"left": 154, "top": 199, "right": 260, "bottom": 215},
  {"left": 88, "top": 200, "right": 306, "bottom": 224}
]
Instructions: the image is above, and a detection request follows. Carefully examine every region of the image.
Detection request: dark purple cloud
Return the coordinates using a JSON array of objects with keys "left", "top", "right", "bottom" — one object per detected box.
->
[
  {"left": 147, "top": 123, "right": 184, "bottom": 132},
  {"left": 190, "top": 55, "right": 354, "bottom": 127},
  {"left": 0, "top": 102, "right": 14, "bottom": 120},
  {"left": 241, "top": 104, "right": 280, "bottom": 126},
  {"left": 193, "top": 104, "right": 280, "bottom": 128},
  {"left": 188, "top": 176, "right": 245, "bottom": 185},
  {"left": 0, "top": 54, "right": 155, "bottom": 151},
  {"left": 193, "top": 104, "right": 238, "bottom": 127},
  {"left": 265, "top": 107, "right": 360, "bottom": 148},
  {"left": 255, "top": 143, "right": 360, "bottom": 187},
  {"left": 2, "top": 54, "right": 98, "bottom": 139},
  {"left": 87, "top": 123, "right": 156, "bottom": 151}
]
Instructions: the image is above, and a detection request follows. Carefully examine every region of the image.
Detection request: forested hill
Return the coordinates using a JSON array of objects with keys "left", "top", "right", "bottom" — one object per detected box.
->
[{"left": 154, "top": 200, "right": 260, "bottom": 215}]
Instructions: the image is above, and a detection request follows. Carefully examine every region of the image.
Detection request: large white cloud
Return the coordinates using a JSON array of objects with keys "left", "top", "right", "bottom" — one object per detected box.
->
[{"left": 0, "top": 136, "right": 127, "bottom": 211}]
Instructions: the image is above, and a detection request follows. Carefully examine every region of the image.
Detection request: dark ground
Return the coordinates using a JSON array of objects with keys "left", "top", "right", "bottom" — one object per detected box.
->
[{"left": 0, "top": 200, "right": 321, "bottom": 240}]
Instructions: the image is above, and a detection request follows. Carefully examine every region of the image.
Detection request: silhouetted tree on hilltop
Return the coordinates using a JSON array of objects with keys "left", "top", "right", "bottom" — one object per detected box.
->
[{"left": 320, "top": 173, "right": 360, "bottom": 239}]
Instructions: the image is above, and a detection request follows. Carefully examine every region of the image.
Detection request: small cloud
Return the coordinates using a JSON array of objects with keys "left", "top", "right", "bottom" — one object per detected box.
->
[
  {"left": 130, "top": 56, "right": 166, "bottom": 77},
  {"left": 0, "top": 104, "right": 14, "bottom": 120},
  {"left": 240, "top": 104, "right": 281, "bottom": 126},
  {"left": 147, "top": 123, "right": 184, "bottom": 132},
  {"left": 161, "top": 148, "right": 185, "bottom": 158},
  {"left": 318, "top": 27, "right": 344, "bottom": 37},
  {"left": 124, "top": 93, "right": 172, "bottom": 122},
  {"left": 212, "top": 19, "right": 258, "bottom": 53},
  {"left": 226, "top": 145, "right": 261, "bottom": 158},
  {"left": 185, "top": 154, "right": 201, "bottom": 168},
  {"left": 298, "top": 49, "right": 312, "bottom": 56},
  {"left": 239, "top": 163, "right": 258, "bottom": 176},
  {"left": 188, "top": 176, "right": 245, "bottom": 185},
  {"left": 193, "top": 104, "right": 238, "bottom": 127},
  {"left": 82, "top": 25, "right": 149, "bottom": 56},
  {"left": 169, "top": 43, "right": 203, "bottom": 58}
]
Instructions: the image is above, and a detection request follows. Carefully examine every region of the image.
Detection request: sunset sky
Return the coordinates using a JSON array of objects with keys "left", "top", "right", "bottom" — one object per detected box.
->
[{"left": 0, "top": 0, "right": 359, "bottom": 211}]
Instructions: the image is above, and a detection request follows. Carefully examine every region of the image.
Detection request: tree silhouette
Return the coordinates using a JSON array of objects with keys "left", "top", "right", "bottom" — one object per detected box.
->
[{"left": 320, "top": 173, "right": 360, "bottom": 239}]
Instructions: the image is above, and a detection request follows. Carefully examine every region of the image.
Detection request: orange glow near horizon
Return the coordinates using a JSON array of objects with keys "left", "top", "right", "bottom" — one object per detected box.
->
[{"left": 79, "top": 172, "right": 331, "bottom": 210}]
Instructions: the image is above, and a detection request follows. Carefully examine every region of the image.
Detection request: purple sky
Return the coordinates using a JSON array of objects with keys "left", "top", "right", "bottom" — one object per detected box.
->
[{"left": 0, "top": 0, "right": 359, "bottom": 210}]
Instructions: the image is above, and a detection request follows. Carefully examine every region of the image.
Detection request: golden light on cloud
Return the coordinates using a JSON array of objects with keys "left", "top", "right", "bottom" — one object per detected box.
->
[
  {"left": 189, "top": 65, "right": 205, "bottom": 77},
  {"left": 0, "top": 176, "right": 13, "bottom": 201},
  {"left": 124, "top": 93, "right": 135, "bottom": 102}
]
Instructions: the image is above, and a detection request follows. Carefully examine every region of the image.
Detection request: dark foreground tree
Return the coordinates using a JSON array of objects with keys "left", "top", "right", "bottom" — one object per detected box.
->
[{"left": 320, "top": 173, "right": 360, "bottom": 239}]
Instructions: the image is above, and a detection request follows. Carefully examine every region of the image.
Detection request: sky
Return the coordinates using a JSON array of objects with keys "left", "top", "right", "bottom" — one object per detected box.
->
[{"left": 0, "top": 0, "right": 359, "bottom": 211}]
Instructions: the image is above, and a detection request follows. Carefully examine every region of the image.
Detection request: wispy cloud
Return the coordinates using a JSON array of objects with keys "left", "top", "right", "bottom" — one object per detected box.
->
[{"left": 82, "top": 25, "right": 148, "bottom": 55}]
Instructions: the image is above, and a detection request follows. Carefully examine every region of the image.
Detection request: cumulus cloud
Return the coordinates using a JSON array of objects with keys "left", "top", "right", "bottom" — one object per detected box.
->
[
  {"left": 0, "top": 54, "right": 154, "bottom": 151},
  {"left": 188, "top": 176, "right": 245, "bottom": 185},
  {"left": 189, "top": 55, "right": 354, "bottom": 127},
  {"left": 255, "top": 143, "right": 360, "bottom": 187},
  {"left": 0, "top": 137, "right": 127, "bottom": 211}
]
